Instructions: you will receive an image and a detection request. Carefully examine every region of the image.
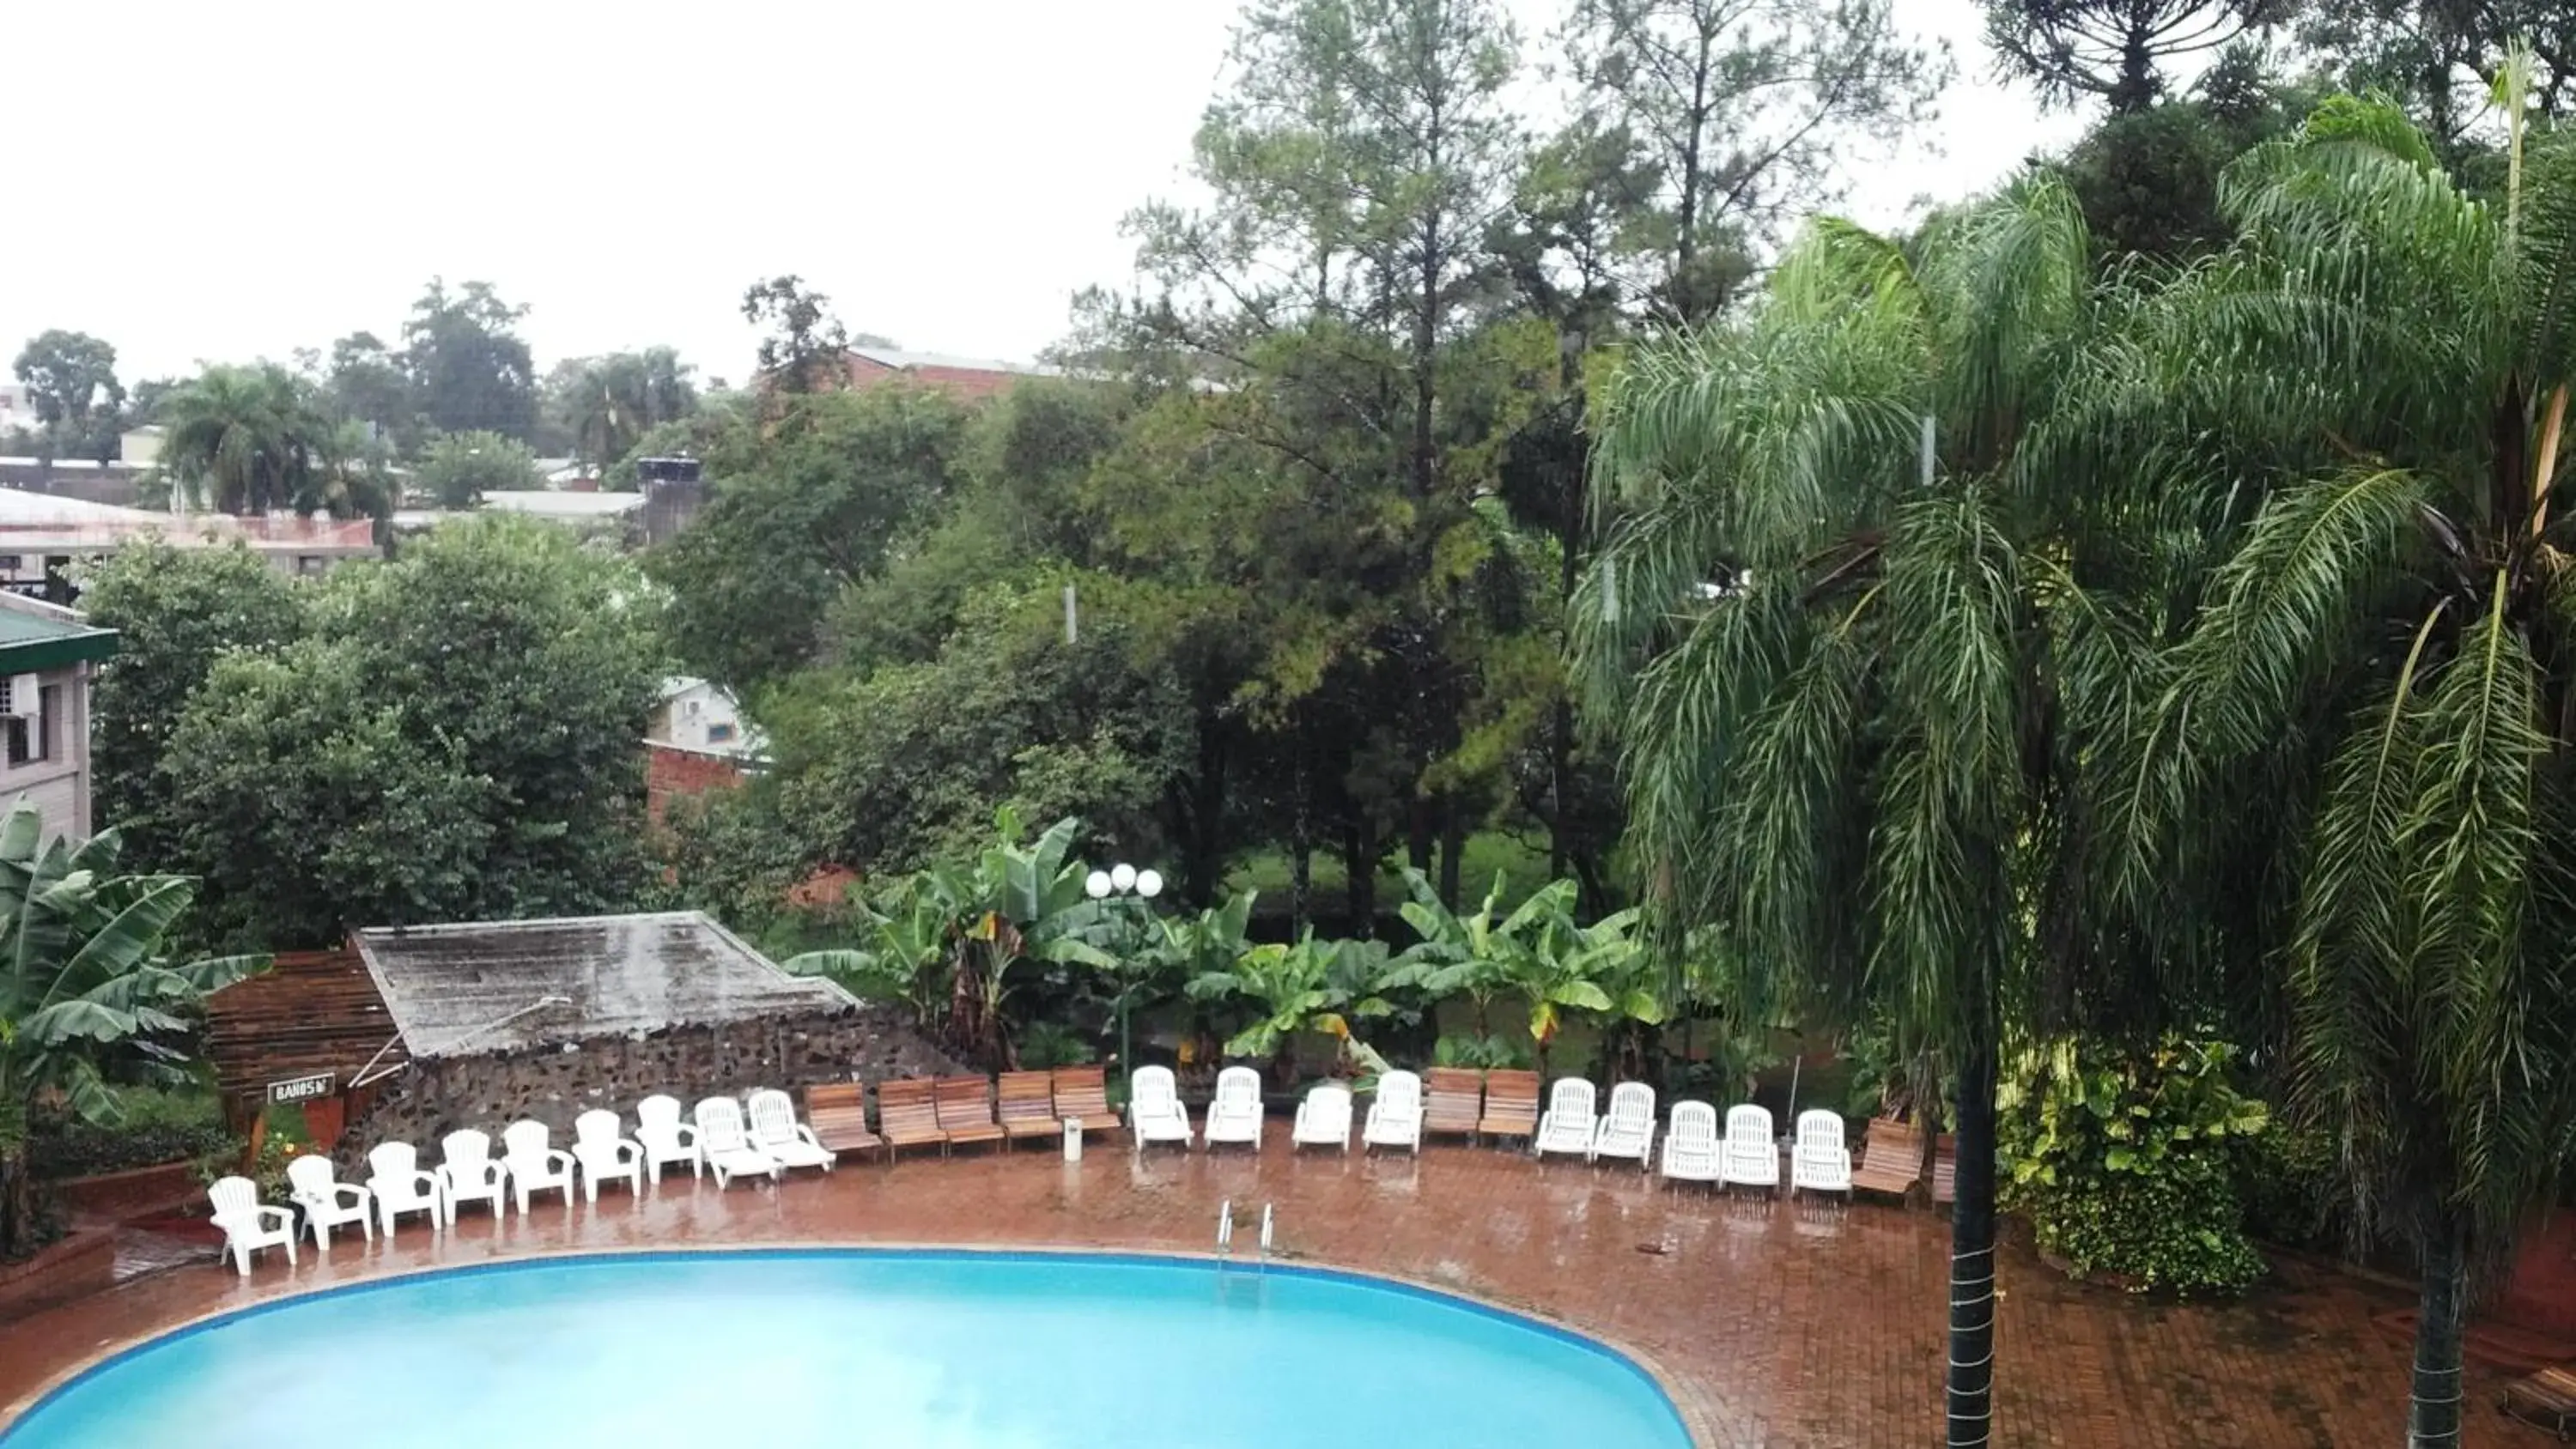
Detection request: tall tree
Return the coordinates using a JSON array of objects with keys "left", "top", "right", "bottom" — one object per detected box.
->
[
  {"left": 742, "top": 276, "right": 850, "bottom": 395},
  {"left": 414, "top": 429, "right": 544, "bottom": 508},
  {"left": 401, "top": 279, "right": 539, "bottom": 440},
  {"left": 2090, "top": 93, "right": 2576, "bottom": 1446},
  {"left": 1983, "top": 0, "right": 2288, "bottom": 112},
  {"left": 1576, "top": 183, "right": 2156, "bottom": 1448},
  {"left": 549, "top": 348, "right": 700, "bottom": 472},
  {"left": 322, "top": 330, "right": 416, "bottom": 446},
  {"left": 159, "top": 365, "right": 326, "bottom": 515},
  {"left": 2300, "top": 0, "right": 2576, "bottom": 151},
  {"left": 1558, "top": 0, "right": 1950, "bottom": 324},
  {"left": 11, "top": 330, "right": 125, "bottom": 463}
]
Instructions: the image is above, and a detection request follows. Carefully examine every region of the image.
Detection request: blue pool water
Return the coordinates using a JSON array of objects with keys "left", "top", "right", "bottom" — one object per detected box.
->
[{"left": 2, "top": 1251, "right": 1693, "bottom": 1448}]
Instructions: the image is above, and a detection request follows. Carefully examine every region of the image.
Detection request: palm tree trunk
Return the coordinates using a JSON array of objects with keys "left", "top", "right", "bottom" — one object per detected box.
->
[
  {"left": 1947, "top": 1034, "right": 2000, "bottom": 1449},
  {"left": 2409, "top": 1217, "right": 2470, "bottom": 1448}
]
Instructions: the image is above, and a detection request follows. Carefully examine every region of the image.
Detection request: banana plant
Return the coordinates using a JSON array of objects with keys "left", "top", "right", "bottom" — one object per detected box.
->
[
  {"left": 1386, "top": 869, "right": 1567, "bottom": 1038},
  {"left": 1505, "top": 902, "right": 1664, "bottom": 1079},
  {"left": 787, "top": 808, "right": 1112, "bottom": 1070},
  {"left": 0, "top": 807, "right": 267, "bottom": 1258},
  {"left": 1187, "top": 929, "right": 1394, "bottom": 1084}
]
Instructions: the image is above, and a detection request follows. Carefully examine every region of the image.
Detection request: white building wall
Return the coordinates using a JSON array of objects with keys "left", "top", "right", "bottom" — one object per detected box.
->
[{"left": 0, "top": 661, "right": 93, "bottom": 843}]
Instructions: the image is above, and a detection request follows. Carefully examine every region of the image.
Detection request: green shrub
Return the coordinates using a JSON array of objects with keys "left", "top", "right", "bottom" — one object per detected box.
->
[
  {"left": 2239, "top": 1119, "right": 2348, "bottom": 1253},
  {"left": 29, "top": 1119, "right": 237, "bottom": 1181},
  {"left": 1998, "top": 1035, "right": 2269, "bottom": 1295},
  {"left": 1015, "top": 1021, "right": 1097, "bottom": 1070}
]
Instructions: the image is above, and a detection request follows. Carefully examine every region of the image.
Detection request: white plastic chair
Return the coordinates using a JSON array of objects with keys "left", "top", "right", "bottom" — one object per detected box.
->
[
  {"left": 1592, "top": 1082, "right": 1657, "bottom": 1169},
  {"left": 1204, "top": 1065, "right": 1264, "bottom": 1151},
  {"left": 209, "top": 1175, "right": 296, "bottom": 1276},
  {"left": 1721, "top": 1104, "right": 1781, "bottom": 1192},
  {"left": 1127, "top": 1065, "right": 1194, "bottom": 1152},
  {"left": 746, "top": 1088, "right": 835, "bottom": 1176},
  {"left": 1659, "top": 1101, "right": 1722, "bottom": 1187},
  {"left": 635, "top": 1094, "right": 702, "bottom": 1185},
  {"left": 1790, "top": 1108, "right": 1854, "bottom": 1197},
  {"left": 501, "top": 1120, "right": 578, "bottom": 1214},
  {"left": 571, "top": 1109, "right": 646, "bottom": 1203},
  {"left": 365, "top": 1142, "right": 446, "bottom": 1234},
  {"left": 438, "top": 1129, "right": 509, "bottom": 1219},
  {"left": 694, "top": 1096, "right": 778, "bottom": 1189},
  {"left": 1363, "top": 1070, "right": 1423, "bottom": 1155},
  {"left": 285, "top": 1152, "right": 374, "bottom": 1247},
  {"left": 1533, "top": 1077, "right": 1597, "bottom": 1161},
  {"left": 1291, "top": 1083, "right": 1352, "bottom": 1153}
]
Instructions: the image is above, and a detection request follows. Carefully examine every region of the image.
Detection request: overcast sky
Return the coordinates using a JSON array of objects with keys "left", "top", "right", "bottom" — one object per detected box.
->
[{"left": 2, "top": 0, "right": 2085, "bottom": 388}]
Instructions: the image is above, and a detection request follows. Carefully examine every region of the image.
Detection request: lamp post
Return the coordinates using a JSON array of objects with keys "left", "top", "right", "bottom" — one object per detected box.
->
[{"left": 1084, "top": 863, "right": 1163, "bottom": 1094}]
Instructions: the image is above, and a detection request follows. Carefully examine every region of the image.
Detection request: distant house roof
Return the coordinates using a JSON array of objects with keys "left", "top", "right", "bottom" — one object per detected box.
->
[
  {"left": 843, "top": 345, "right": 1059, "bottom": 401},
  {"left": 353, "top": 911, "right": 857, "bottom": 1060},
  {"left": 476, "top": 490, "right": 645, "bottom": 519},
  {"left": 0, "top": 592, "right": 115, "bottom": 673}
]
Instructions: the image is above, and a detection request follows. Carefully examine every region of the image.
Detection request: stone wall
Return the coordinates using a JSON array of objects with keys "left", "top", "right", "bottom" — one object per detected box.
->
[{"left": 340, "top": 1004, "right": 968, "bottom": 1161}]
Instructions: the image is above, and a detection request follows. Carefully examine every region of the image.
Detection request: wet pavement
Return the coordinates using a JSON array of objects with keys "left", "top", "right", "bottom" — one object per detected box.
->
[{"left": 0, "top": 1134, "right": 2554, "bottom": 1446}]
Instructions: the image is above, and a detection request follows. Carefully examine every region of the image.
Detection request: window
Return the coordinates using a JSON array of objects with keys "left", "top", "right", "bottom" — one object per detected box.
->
[
  {"left": 706, "top": 722, "right": 737, "bottom": 744},
  {"left": 296, "top": 555, "right": 328, "bottom": 576},
  {"left": 0, "top": 556, "right": 21, "bottom": 572},
  {"left": 7, "top": 683, "right": 56, "bottom": 767}
]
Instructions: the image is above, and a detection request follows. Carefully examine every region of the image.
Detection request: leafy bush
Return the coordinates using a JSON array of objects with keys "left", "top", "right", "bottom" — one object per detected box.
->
[
  {"left": 2238, "top": 1119, "right": 2348, "bottom": 1253},
  {"left": 1015, "top": 1021, "right": 1097, "bottom": 1070},
  {"left": 1998, "top": 1035, "right": 2269, "bottom": 1295},
  {"left": 1433, "top": 1033, "right": 1529, "bottom": 1070},
  {"left": 29, "top": 1117, "right": 237, "bottom": 1180}
]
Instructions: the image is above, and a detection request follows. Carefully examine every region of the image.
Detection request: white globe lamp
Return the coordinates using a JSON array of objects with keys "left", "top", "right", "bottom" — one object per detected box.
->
[
  {"left": 1110, "top": 863, "right": 1138, "bottom": 893},
  {"left": 1085, "top": 870, "right": 1113, "bottom": 900},
  {"left": 1136, "top": 869, "right": 1163, "bottom": 900}
]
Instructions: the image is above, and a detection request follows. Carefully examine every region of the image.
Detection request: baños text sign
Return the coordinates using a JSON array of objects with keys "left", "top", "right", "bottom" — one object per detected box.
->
[{"left": 266, "top": 1072, "right": 335, "bottom": 1106}]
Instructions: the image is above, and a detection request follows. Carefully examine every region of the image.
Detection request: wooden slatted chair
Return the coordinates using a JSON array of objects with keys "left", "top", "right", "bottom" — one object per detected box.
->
[
  {"left": 2502, "top": 1364, "right": 2576, "bottom": 1439},
  {"left": 996, "top": 1070, "right": 1063, "bottom": 1149},
  {"left": 1051, "top": 1064, "right": 1121, "bottom": 1138},
  {"left": 1849, "top": 1116, "right": 1926, "bottom": 1201},
  {"left": 1477, "top": 1069, "right": 1541, "bottom": 1145},
  {"left": 877, "top": 1078, "right": 949, "bottom": 1161},
  {"left": 804, "top": 1082, "right": 884, "bottom": 1161},
  {"left": 1422, "top": 1067, "right": 1484, "bottom": 1142},
  {"left": 935, "top": 1075, "right": 1008, "bottom": 1155}
]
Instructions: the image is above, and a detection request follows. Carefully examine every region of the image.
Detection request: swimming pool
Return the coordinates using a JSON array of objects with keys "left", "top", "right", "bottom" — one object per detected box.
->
[{"left": 0, "top": 1250, "right": 1694, "bottom": 1448}]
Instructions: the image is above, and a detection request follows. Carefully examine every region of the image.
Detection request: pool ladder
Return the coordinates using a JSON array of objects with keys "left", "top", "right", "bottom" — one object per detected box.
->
[{"left": 1216, "top": 1200, "right": 1276, "bottom": 1274}]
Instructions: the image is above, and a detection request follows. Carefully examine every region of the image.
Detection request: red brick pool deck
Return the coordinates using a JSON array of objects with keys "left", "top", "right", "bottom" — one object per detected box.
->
[{"left": 0, "top": 1135, "right": 2553, "bottom": 1447}]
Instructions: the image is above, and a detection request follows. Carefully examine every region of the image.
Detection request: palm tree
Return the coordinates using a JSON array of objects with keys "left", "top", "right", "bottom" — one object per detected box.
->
[
  {"left": 158, "top": 365, "right": 326, "bottom": 516},
  {"left": 0, "top": 807, "right": 265, "bottom": 1258},
  {"left": 1573, "top": 181, "right": 2160, "bottom": 1447},
  {"left": 2095, "top": 90, "right": 2576, "bottom": 1446}
]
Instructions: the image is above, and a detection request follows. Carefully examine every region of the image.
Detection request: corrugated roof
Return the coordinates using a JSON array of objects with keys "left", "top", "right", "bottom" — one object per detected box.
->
[
  {"left": 0, "top": 593, "right": 116, "bottom": 670},
  {"left": 355, "top": 912, "right": 857, "bottom": 1059},
  {"left": 848, "top": 345, "right": 1059, "bottom": 378}
]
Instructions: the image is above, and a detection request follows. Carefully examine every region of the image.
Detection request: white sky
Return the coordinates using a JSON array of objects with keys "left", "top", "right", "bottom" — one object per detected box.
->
[{"left": 0, "top": 0, "right": 2085, "bottom": 388}]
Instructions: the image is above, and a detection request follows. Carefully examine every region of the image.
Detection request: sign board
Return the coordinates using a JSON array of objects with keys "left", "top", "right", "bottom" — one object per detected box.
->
[{"left": 266, "top": 1071, "right": 335, "bottom": 1106}]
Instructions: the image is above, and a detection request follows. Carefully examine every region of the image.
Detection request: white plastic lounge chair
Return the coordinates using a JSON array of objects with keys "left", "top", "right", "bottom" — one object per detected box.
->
[
  {"left": 209, "top": 1174, "right": 296, "bottom": 1275},
  {"left": 1127, "top": 1065, "right": 1194, "bottom": 1152},
  {"left": 1790, "top": 1109, "right": 1854, "bottom": 1197},
  {"left": 635, "top": 1094, "right": 703, "bottom": 1184},
  {"left": 439, "top": 1129, "right": 510, "bottom": 1220},
  {"left": 747, "top": 1088, "right": 835, "bottom": 1176},
  {"left": 1533, "top": 1077, "right": 1598, "bottom": 1161},
  {"left": 1363, "top": 1070, "right": 1423, "bottom": 1155},
  {"left": 366, "top": 1142, "right": 446, "bottom": 1234},
  {"left": 1658, "top": 1101, "right": 1722, "bottom": 1187},
  {"left": 501, "top": 1120, "right": 578, "bottom": 1215},
  {"left": 1291, "top": 1083, "right": 1352, "bottom": 1153},
  {"left": 1205, "top": 1065, "right": 1265, "bottom": 1151},
  {"left": 570, "top": 1109, "right": 646, "bottom": 1203},
  {"left": 1721, "top": 1104, "right": 1781, "bottom": 1192},
  {"left": 285, "top": 1152, "right": 374, "bottom": 1247},
  {"left": 1592, "top": 1082, "right": 1657, "bottom": 1169},
  {"left": 694, "top": 1096, "right": 779, "bottom": 1189}
]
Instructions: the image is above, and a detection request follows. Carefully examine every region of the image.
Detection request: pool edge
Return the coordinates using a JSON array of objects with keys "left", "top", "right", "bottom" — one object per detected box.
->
[{"left": 0, "top": 1242, "right": 1716, "bottom": 1447}]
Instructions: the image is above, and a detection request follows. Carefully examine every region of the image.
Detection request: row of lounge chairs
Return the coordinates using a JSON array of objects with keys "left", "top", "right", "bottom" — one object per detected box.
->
[{"left": 205, "top": 1087, "right": 852, "bottom": 1274}]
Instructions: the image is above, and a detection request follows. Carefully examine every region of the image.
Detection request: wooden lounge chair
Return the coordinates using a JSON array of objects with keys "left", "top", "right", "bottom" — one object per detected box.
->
[
  {"left": 1478, "top": 1069, "right": 1541, "bottom": 1144},
  {"left": 997, "top": 1070, "right": 1063, "bottom": 1148},
  {"left": 1850, "top": 1116, "right": 1925, "bottom": 1200},
  {"left": 877, "top": 1078, "right": 949, "bottom": 1161},
  {"left": 935, "top": 1075, "right": 1009, "bottom": 1154},
  {"left": 1931, "top": 1131, "right": 1959, "bottom": 1206},
  {"left": 1423, "top": 1067, "right": 1484, "bottom": 1142},
  {"left": 804, "top": 1083, "right": 885, "bottom": 1161},
  {"left": 2502, "top": 1364, "right": 2576, "bottom": 1439},
  {"left": 1051, "top": 1064, "right": 1121, "bottom": 1138}
]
